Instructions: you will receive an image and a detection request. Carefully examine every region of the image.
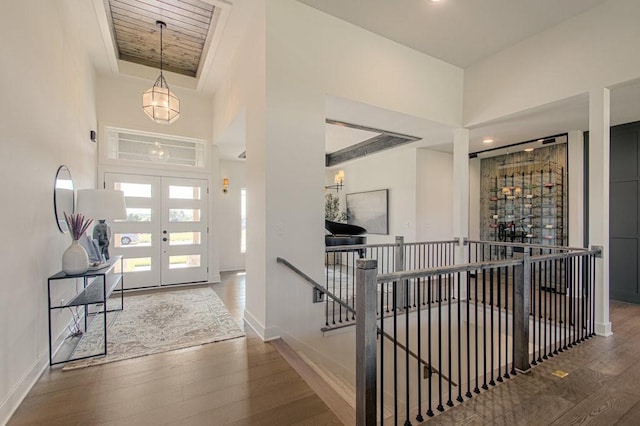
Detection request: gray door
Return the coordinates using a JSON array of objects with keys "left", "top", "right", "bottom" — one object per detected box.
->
[{"left": 610, "top": 122, "right": 640, "bottom": 303}]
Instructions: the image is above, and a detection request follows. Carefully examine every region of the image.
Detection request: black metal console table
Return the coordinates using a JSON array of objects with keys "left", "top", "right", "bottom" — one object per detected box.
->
[{"left": 47, "top": 255, "right": 123, "bottom": 366}]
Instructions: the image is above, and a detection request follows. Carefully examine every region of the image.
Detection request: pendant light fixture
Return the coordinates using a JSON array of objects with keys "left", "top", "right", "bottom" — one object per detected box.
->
[{"left": 142, "top": 20, "right": 180, "bottom": 124}]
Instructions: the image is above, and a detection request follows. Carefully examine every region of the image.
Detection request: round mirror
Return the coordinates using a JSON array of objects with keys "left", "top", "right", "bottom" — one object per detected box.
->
[{"left": 54, "top": 165, "right": 74, "bottom": 233}]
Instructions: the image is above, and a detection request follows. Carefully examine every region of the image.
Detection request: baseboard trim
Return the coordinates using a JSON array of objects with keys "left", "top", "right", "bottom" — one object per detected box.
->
[
  {"left": 0, "top": 351, "right": 48, "bottom": 425},
  {"left": 271, "top": 338, "right": 355, "bottom": 426},
  {"left": 595, "top": 321, "right": 613, "bottom": 337},
  {"left": 1, "top": 314, "right": 78, "bottom": 424},
  {"left": 243, "top": 309, "right": 281, "bottom": 341}
]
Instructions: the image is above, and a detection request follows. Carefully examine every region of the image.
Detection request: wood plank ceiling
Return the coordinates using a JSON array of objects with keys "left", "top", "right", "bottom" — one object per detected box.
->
[{"left": 108, "top": 0, "right": 220, "bottom": 77}]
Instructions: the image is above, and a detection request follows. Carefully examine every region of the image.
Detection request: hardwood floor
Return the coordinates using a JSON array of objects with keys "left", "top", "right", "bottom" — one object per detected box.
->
[
  {"left": 430, "top": 299, "right": 640, "bottom": 425},
  {"left": 8, "top": 272, "right": 341, "bottom": 426},
  {"left": 11, "top": 272, "right": 640, "bottom": 425}
]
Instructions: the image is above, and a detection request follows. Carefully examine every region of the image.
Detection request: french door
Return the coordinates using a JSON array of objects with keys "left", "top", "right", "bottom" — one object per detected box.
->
[{"left": 104, "top": 173, "right": 208, "bottom": 289}]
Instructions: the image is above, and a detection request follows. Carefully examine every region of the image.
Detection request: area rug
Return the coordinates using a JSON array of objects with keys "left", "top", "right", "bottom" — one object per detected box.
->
[{"left": 63, "top": 287, "right": 244, "bottom": 369}]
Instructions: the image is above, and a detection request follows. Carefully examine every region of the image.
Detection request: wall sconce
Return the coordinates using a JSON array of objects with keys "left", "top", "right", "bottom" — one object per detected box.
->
[
  {"left": 325, "top": 170, "right": 344, "bottom": 192},
  {"left": 222, "top": 178, "right": 229, "bottom": 193}
]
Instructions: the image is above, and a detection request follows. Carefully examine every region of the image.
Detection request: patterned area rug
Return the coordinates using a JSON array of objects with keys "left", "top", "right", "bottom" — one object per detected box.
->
[{"left": 64, "top": 287, "right": 244, "bottom": 370}]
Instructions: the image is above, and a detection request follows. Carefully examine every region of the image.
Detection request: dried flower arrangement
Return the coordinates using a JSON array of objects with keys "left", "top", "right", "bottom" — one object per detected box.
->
[{"left": 64, "top": 212, "right": 93, "bottom": 240}]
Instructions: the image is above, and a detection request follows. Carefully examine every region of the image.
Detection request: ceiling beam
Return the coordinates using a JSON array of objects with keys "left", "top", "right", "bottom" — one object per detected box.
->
[{"left": 325, "top": 120, "right": 421, "bottom": 167}]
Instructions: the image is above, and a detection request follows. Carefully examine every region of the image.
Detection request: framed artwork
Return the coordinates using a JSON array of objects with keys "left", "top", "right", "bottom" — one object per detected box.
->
[{"left": 346, "top": 189, "right": 389, "bottom": 235}]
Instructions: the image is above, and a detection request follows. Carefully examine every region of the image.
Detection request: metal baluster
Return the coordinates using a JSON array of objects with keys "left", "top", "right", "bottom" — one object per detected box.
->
[
  {"left": 427, "top": 275, "right": 434, "bottom": 417},
  {"left": 510, "top": 265, "right": 517, "bottom": 376},
  {"left": 325, "top": 253, "right": 330, "bottom": 326},
  {"left": 489, "top": 267, "right": 495, "bottom": 387},
  {"left": 466, "top": 269, "right": 472, "bottom": 399},
  {"left": 404, "top": 276, "right": 411, "bottom": 426},
  {"left": 549, "top": 258, "right": 555, "bottom": 356},
  {"left": 457, "top": 271, "right": 464, "bottom": 402},
  {"left": 447, "top": 272, "right": 453, "bottom": 407},
  {"left": 531, "top": 261, "right": 537, "bottom": 365},
  {"left": 591, "top": 254, "right": 596, "bottom": 336},
  {"left": 580, "top": 255, "right": 587, "bottom": 342},
  {"left": 537, "top": 257, "right": 543, "bottom": 362},
  {"left": 380, "top": 281, "right": 385, "bottom": 425},
  {"left": 413, "top": 246, "right": 417, "bottom": 307},
  {"left": 553, "top": 258, "right": 558, "bottom": 355},
  {"left": 416, "top": 276, "right": 424, "bottom": 423},
  {"left": 474, "top": 269, "right": 480, "bottom": 393},
  {"left": 543, "top": 260, "right": 548, "bottom": 360},
  {"left": 437, "top": 275, "right": 444, "bottom": 412},
  {"left": 497, "top": 265, "right": 504, "bottom": 381},
  {"left": 338, "top": 251, "right": 349, "bottom": 323},
  {"left": 393, "top": 280, "right": 398, "bottom": 426},
  {"left": 482, "top": 267, "right": 488, "bottom": 390},
  {"left": 561, "top": 256, "right": 569, "bottom": 351},
  {"left": 332, "top": 255, "right": 337, "bottom": 325},
  {"left": 504, "top": 265, "right": 510, "bottom": 379},
  {"left": 569, "top": 256, "right": 575, "bottom": 347}
]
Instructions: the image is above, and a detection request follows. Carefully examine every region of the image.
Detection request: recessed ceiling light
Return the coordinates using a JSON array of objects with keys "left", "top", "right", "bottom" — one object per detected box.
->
[
  {"left": 482, "top": 138, "right": 494, "bottom": 144},
  {"left": 430, "top": 0, "right": 443, "bottom": 2},
  {"left": 524, "top": 148, "right": 534, "bottom": 152}
]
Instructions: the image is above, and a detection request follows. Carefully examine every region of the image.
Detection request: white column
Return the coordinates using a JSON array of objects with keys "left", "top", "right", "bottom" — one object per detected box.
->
[
  {"left": 453, "top": 128, "right": 470, "bottom": 263},
  {"left": 589, "top": 88, "right": 612, "bottom": 336},
  {"left": 567, "top": 130, "right": 584, "bottom": 248},
  {"left": 453, "top": 128, "right": 469, "bottom": 301}
]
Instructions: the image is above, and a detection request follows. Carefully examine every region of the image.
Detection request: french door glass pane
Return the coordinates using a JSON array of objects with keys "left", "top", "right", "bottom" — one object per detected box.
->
[
  {"left": 169, "top": 185, "right": 201, "bottom": 200},
  {"left": 113, "top": 233, "right": 152, "bottom": 248},
  {"left": 125, "top": 208, "right": 152, "bottom": 222},
  {"left": 114, "top": 182, "right": 152, "bottom": 198},
  {"left": 123, "top": 257, "right": 152, "bottom": 272},
  {"left": 169, "top": 209, "right": 201, "bottom": 222},
  {"left": 169, "top": 254, "right": 201, "bottom": 269},
  {"left": 169, "top": 232, "right": 201, "bottom": 245}
]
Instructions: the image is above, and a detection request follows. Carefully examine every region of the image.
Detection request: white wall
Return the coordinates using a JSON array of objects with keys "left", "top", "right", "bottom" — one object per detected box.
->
[
  {"left": 327, "top": 148, "right": 419, "bottom": 244},
  {"left": 213, "top": 0, "right": 268, "bottom": 337},
  {"left": 212, "top": 0, "right": 464, "bottom": 344},
  {"left": 464, "top": 0, "right": 640, "bottom": 126},
  {"left": 0, "top": 1, "right": 98, "bottom": 422},
  {"left": 218, "top": 160, "right": 247, "bottom": 271},
  {"left": 96, "top": 75, "right": 214, "bottom": 142},
  {"left": 416, "top": 149, "right": 454, "bottom": 242}
]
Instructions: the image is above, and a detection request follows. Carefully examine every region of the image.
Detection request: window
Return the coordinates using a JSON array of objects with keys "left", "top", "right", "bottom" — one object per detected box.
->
[
  {"left": 241, "top": 189, "right": 247, "bottom": 253},
  {"left": 105, "top": 127, "right": 206, "bottom": 168}
]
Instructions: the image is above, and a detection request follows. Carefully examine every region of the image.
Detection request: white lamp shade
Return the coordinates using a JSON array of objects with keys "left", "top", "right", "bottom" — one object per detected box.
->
[{"left": 76, "top": 189, "right": 127, "bottom": 221}]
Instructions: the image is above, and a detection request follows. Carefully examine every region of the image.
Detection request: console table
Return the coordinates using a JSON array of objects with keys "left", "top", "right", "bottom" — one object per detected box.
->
[{"left": 47, "top": 255, "right": 123, "bottom": 366}]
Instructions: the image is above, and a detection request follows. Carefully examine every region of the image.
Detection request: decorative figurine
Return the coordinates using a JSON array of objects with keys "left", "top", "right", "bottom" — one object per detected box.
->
[{"left": 93, "top": 220, "right": 111, "bottom": 261}]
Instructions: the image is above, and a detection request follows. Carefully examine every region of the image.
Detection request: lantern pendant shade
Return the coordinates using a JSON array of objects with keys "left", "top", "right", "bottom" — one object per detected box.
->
[
  {"left": 143, "top": 74, "right": 180, "bottom": 124},
  {"left": 142, "top": 20, "right": 180, "bottom": 125}
]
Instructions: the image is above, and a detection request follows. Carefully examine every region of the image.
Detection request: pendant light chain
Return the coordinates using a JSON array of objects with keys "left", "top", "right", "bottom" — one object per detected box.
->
[{"left": 159, "top": 21, "right": 164, "bottom": 82}]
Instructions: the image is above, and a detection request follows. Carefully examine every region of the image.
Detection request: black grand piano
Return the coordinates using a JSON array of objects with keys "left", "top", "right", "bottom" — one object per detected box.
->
[{"left": 325, "top": 220, "right": 367, "bottom": 257}]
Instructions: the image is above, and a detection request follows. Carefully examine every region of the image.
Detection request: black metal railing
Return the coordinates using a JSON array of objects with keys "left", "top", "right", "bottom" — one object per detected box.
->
[
  {"left": 278, "top": 256, "right": 450, "bottom": 396},
  {"left": 279, "top": 239, "right": 600, "bottom": 425},
  {"left": 324, "top": 238, "right": 457, "bottom": 328},
  {"left": 357, "top": 245, "right": 599, "bottom": 425}
]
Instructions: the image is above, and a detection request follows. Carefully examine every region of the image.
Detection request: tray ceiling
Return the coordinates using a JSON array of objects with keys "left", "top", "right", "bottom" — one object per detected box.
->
[{"left": 107, "top": 0, "right": 221, "bottom": 77}]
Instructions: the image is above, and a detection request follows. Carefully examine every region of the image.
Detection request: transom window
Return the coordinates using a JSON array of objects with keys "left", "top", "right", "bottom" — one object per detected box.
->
[{"left": 105, "top": 127, "right": 206, "bottom": 168}]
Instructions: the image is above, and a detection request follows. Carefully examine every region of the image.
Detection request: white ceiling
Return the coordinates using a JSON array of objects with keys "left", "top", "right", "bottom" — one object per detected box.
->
[
  {"left": 81, "top": 0, "right": 640, "bottom": 161},
  {"left": 297, "top": 0, "right": 609, "bottom": 68}
]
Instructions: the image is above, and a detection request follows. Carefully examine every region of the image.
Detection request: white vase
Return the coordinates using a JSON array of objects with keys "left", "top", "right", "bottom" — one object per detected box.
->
[{"left": 62, "top": 239, "right": 89, "bottom": 275}]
